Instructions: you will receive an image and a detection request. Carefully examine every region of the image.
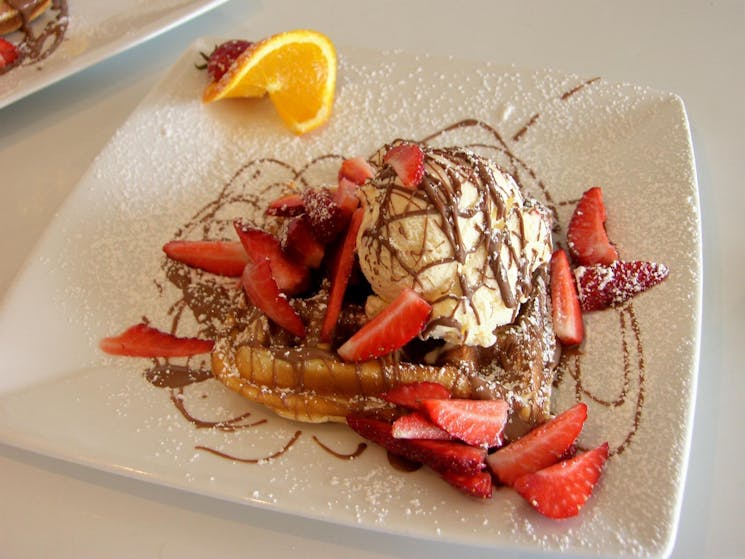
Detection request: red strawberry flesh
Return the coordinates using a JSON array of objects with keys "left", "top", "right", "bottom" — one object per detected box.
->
[
  {"left": 513, "top": 442, "right": 609, "bottom": 519},
  {"left": 283, "top": 215, "right": 325, "bottom": 269},
  {"left": 392, "top": 412, "right": 454, "bottom": 440},
  {"left": 302, "top": 187, "right": 348, "bottom": 244},
  {"left": 550, "top": 249, "right": 584, "bottom": 346},
  {"left": 381, "top": 381, "right": 452, "bottom": 410},
  {"left": 206, "top": 39, "right": 253, "bottom": 82},
  {"left": 567, "top": 186, "right": 619, "bottom": 266},
  {"left": 100, "top": 323, "right": 213, "bottom": 357},
  {"left": 338, "top": 156, "right": 375, "bottom": 185},
  {"left": 266, "top": 193, "right": 305, "bottom": 217},
  {"left": 337, "top": 288, "right": 432, "bottom": 362},
  {"left": 163, "top": 240, "right": 248, "bottom": 277},
  {"left": 441, "top": 470, "right": 493, "bottom": 499},
  {"left": 0, "top": 38, "right": 19, "bottom": 69},
  {"left": 383, "top": 143, "right": 425, "bottom": 189},
  {"left": 575, "top": 260, "right": 670, "bottom": 311},
  {"left": 486, "top": 402, "right": 588, "bottom": 486},
  {"left": 320, "top": 207, "right": 364, "bottom": 342},
  {"left": 234, "top": 220, "right": 310, "bottom": 295},
  {"left": 420, "top": 398, "right": 509, "bottom": 448},
  {"left": 346, "top": 414, "right": 486, "bottom": 475},
  {"left": 241, "top": 258, "right": 305, "bottom": 338}
]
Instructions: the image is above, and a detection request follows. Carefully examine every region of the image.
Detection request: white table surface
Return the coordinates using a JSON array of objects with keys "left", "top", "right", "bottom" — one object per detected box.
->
[{"left": 1, "top": 1, "right": 742, "bottom": 557}]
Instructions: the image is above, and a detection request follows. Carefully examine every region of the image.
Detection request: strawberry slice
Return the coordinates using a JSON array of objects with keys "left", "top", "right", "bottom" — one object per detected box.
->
[
  {"left": 338, "top": 156, "right": 375, "bottom": 185},
  {"left": 346, "top": 414, "right": 486, "bottom": 475},
  {"left": 204, "top": 39, "right": 253, "bottom": 82},
  {"left": 567, "top": 187, "right": 619, "bottom": 266},
  {"left": 381, "top": 381, "right": 452, "bottom": 410},
  {"left": 392, "top": 412, "right": 453, "bottom": 440},
  {"left": 302, "top": 187, "right": 349, "bottom": 243},
  {"left": 266, "top": 193, "right": 306, "bottom": 217},
  {"left": 441, "top": 470, "right": 493, "bottom": 499},
  {"left": 283, "top": 215, "right": 325, "bottom": 268},
  {"left": 334, "top": 177, "right": 361, "bottom": 217},
  {"left": 420, "top": 399, "right": 509, "bottom": 448},
  {"left": 513, "top": 442, "right": 609, "bottom": 519},
  {"left": 575, "top": 260, "right": 670, "bottom": 312},
  {"left": 486, "top": 402, "right": 588, "bottom": 486},
  {"left": 162, "top": 240, "right": 248, "bottom": 277},
  {"left": 383, "top": 143, "right": 425, "bottom": 189},
  {"left": 0, "top": 38, "right": 19, "bottom": 69},
  {"left": 320, "top": 207, "right": 364, "bottom": 342},
  {"left": 337, "top": 288, "right": 432, "bottom": 362},
  {"left": 100, "top": 323, "right": 213, "bottom": 357},
  {"left": 234, "top": 220, "right": 310, "bottom": 295},
  {"left": 405, "top": 438, "right": 487, "bottom": 475},
  {"left": 550, "top": 249, "right": 584, "bottom": 346},
  {"left": 241, "top": 258, "right": 305, "bottom": 338}
]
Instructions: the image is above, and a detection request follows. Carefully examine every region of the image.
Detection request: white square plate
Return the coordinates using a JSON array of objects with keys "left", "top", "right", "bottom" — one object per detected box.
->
[
  {"left": 0, "top": 41, "right": 701, "bottom": 558},
  {"left": 0, "top": 0, "right": 229, "bottom": 109}
]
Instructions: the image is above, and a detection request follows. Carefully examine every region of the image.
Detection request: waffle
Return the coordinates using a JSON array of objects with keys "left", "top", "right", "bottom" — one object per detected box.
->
[{"left": 211, "top": 267, "right": 559, "bottom": 424}]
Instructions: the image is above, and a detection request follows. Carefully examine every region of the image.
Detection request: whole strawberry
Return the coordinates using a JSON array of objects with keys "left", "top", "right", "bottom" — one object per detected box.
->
[{"left": 199, "top": 39, "right": 253, "bottom": 82}]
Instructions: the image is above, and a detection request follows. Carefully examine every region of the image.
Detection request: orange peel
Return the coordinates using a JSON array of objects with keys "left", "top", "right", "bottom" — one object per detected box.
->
[{"left": 203, "top": 29, "right": 337, "bottom": 135}]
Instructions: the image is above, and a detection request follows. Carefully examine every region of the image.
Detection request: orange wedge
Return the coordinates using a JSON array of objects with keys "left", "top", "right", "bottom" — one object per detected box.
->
[{"left": 203, "top": 29, "right": 337, "bottom": 135}]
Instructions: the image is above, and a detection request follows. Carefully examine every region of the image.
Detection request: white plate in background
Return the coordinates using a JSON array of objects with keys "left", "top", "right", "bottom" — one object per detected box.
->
[
  {"left": 0, "top": 42, "right": 701, "bottom": 558},
  {"left": 0, "top": 0, "right": 229, "bottom": 109}
]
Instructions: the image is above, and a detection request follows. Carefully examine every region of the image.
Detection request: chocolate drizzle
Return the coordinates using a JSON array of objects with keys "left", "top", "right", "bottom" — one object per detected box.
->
[
  {"left": 359, "top": 144, "right": 551, "bottom": 345},
  {"left": 312, "top": 435, "right": 367, "bottom": 460},
  {"left": 135, "top": 75, "right": 652, "bottom": 471},
  {"left": 554, "top": 303, "right": 646, "bottom": 456},
  {"left": 1, "top": 0, "right": 69, "bottom": 75},
  {"left": 196, "top": 430, "right": 302, "bottom": 463}
]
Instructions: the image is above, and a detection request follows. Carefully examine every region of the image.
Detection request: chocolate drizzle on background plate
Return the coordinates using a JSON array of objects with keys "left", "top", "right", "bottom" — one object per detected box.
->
[
  {"left": 0, "top": 0, "right": 69, "bottom": 75},
  {"left": 135, "top": 75, "right": 646, "bottom": 467}
]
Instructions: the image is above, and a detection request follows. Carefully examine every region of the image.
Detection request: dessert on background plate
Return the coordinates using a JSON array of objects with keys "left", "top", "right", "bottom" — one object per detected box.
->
[{"left": 0, "top": 0, "right": 68, "bottom": 74}]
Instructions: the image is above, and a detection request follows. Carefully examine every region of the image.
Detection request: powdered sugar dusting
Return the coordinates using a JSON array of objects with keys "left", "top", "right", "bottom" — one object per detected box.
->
[{"left": 0, "top": 43, "right": 700, "bottom": 558}]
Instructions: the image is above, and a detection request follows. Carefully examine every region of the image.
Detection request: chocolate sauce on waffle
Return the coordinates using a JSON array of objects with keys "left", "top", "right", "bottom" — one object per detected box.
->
[{"left": 139, "top": 78, "right": 649, "bottom": 464}]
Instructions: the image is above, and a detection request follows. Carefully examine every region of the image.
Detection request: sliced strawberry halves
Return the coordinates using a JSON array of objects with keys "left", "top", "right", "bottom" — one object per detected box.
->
[
  {"left": 100, "top": 323, "right": 214, "bottom": 357},
  {"left": 420, "top": 399, "right": 509, "bottom": 448},
  {"left": 204, "top": 39, "right": 253, "bottom": 82},
  {"left": 0, "top": 38, "right": 19, "bottom": 69},
  {"left": 265, "top": 192, "right": 305, "bottom": 217},
  {"left": 320, "top": 207, "right": 364, "bottom": 342},
  {"left": 567, "top": 186, "right": 619, "bottom": 266},
  {"left": 241, "top": 258, "right": 305, "bottom": 338},
  {"left": 338, "top": 156, "right": 375, "bottom": 185},
  {"left": 513, "top": 442, "right": 609, "bottom": 519},
  {"left": 162, "top": 240, "right": 248, "bottom": 277},
  {"left": 346, "top": 414, "right": 486, "bottom": 475},
  {"left": 392, "top": 412, "right": 453, "bottom": 440},
  {"left": 283, "top": 215, "right": 325, "bottom": 269},
  {"left": 302, "top": 187, "right": 349, "bottom": 244},
  {"left": 550, "top": 249, "right": 584, "bottom": 346},
  {"left": 234, "top": 219, "right": 310, "bottom": 295},
  {"left": 334, "top": 177, "right": 361, "bottom": 217},
  {"left": 337, "top": 288, "right": 432, "bottom": 362},
  {"left": 383, "top": 143, "right": 425, "bottom": 189},
  {"left": 404, "top": 438, "right": 487, "bottom": 475},
  {"left": 486, "top": 402, "right": 588, "bottom": 486},
  {"left": 441, "top": 470, "right": 493, "bottom": 499},
  {"left": 575, "top": 260, "right": 670, "bottom": 312},
  {"left": 381, "top": 381, "right": 452, "bottom": 410}
]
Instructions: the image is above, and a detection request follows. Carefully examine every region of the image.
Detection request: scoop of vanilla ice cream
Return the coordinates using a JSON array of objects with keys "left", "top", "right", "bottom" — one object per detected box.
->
[{"left": 356, "top": 144, "right": 552, "bottom": 347}]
